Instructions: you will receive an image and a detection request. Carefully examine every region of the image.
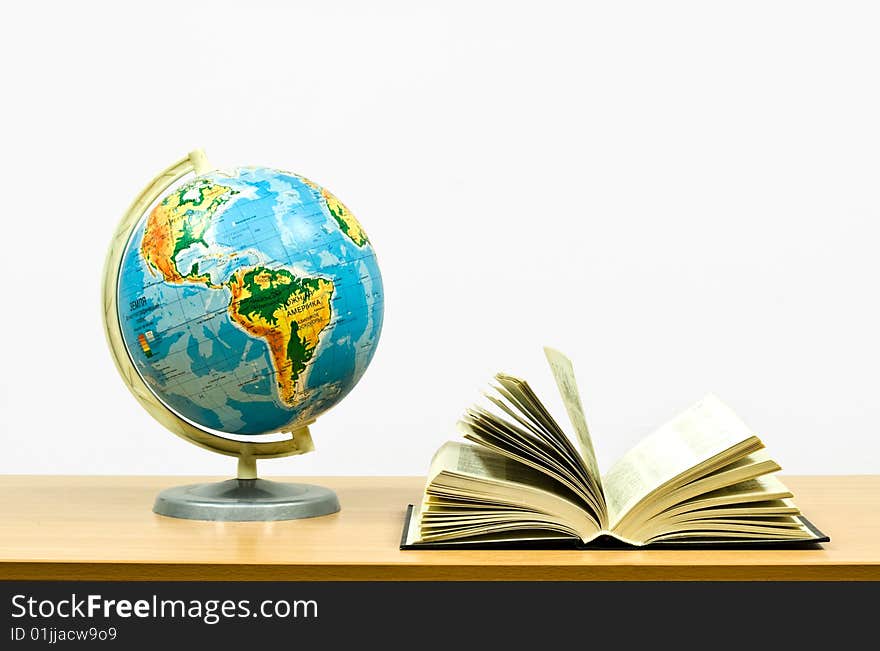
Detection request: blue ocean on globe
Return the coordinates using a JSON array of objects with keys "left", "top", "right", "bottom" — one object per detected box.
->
[{"left": 116, "top": 167, "right": 384, "bottom": 435}]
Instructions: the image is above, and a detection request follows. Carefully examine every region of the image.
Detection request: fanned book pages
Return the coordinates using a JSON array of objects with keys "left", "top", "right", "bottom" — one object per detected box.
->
[{"left": 401, "top": 348, "right": 828, "bottom": 549}]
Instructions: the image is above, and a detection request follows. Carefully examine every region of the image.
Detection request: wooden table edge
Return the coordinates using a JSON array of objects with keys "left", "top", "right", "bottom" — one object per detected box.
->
[{"left": 2, "top": 562, "right": 878, "bottom": 581}]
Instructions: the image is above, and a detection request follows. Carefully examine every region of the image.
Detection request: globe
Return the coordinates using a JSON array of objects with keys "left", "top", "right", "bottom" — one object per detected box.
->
[{"left": 114, "top": 164, "right": 384, "bottom": 437}]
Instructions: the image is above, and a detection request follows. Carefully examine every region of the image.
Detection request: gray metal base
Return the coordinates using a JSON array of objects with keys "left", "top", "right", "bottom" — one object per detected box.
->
[{"left": 153, "top": 479, "right": 340, "bottom": 522}]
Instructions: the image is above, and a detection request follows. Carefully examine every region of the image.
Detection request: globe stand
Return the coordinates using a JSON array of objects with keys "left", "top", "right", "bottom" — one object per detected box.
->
[
  {"left": 152, "top": 439, "right": 340, "bottom": 522},
  {"left": 152, "top": 480, "right": 341, "bottom": 522},
  {"left": 104, "top": 149, "right": 343, "bottom": 523}
]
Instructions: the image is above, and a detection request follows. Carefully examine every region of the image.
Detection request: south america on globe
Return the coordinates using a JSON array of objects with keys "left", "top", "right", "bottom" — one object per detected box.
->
[{"left": 116, "top": 166, "right": 384, "bottom": 436}]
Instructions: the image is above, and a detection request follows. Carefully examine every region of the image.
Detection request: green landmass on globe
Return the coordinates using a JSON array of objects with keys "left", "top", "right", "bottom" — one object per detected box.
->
[{"left": 227, "top": 266, "right": 334, "bottom": 407}]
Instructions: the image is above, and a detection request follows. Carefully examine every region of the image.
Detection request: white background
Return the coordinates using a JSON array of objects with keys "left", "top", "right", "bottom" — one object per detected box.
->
[{"left": 1, "top": 1, "right": 878, "bottom": 476}]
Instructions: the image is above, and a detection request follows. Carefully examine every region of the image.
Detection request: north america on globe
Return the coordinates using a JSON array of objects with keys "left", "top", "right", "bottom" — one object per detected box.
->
[{"left": 116, "top": 167, "right": 384, "bottom": 435}]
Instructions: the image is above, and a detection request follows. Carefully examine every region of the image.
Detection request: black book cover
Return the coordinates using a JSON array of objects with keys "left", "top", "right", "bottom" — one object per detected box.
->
[{"left": 399, "top": 504, "right": 829, "bottom": 550}]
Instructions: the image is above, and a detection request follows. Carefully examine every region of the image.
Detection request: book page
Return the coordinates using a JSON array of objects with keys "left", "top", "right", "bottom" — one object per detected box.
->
[
  {"left": 663, "top": 475, "right": 792, "bottom": 517},
  {"left": 416, "top": 441, "right": 602, "bottom": 542},
  {"left": 603, "top": 394, "right": 761, "bottom": 528},
  {"left": 427, "top": 439, "right": 567, "bottom": 489},
  {"left": 646, "top": 517, "right": 815, "bottom": 542},
  {"left": 458, "top": 372, "right": 607, "bottom": 523},
  {"left": 543, "top": 347, "right": 602, "bottom": 487}
]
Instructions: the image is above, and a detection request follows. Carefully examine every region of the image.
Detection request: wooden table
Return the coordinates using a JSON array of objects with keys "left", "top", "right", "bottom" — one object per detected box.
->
[{"left": 0, "top": 476, "right": 876, "bottom": 581}]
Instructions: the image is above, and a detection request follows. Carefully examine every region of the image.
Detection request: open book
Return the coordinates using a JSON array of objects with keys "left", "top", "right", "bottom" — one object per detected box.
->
[{"left": 402, "top": 348, "right": 827, "bottom": 548}]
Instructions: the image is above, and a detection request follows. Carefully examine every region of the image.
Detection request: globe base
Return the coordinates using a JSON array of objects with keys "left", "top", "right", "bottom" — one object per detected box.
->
[{"left": 152, "top": 479, "right": 340, "bottom": 521}]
